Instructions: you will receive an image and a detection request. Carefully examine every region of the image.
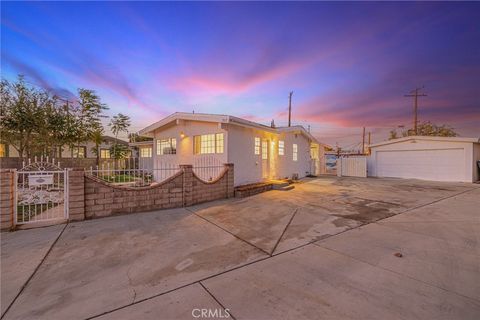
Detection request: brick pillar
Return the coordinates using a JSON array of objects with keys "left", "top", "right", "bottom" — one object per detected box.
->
[
  {"left": 0, "top": 169, "right": 15, "bottom": 231},
  {"left": 68, "top": 168, "right": 85, "bottom": 221},
  {"left": 180, "top": 165, "right": 193, "bottom": 207},
  {"left": 224, "top": 163, "right": 234, "bottom": 198}
]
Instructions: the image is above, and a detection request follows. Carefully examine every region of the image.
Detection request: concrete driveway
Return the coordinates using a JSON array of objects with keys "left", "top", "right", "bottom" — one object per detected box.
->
[{"left": 1, "top": 177, "right": 479, "bottom": 319}]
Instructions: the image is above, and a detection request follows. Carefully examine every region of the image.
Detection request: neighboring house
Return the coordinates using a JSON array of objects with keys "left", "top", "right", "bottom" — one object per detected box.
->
[
  {"left": 0, "top": 136, "right": 131, "bottom": 159},
  {"left": 138, "top": 112, "right": 323, "bottom": 186},
  {"left": 368, "top": 136, "right": 480, "bottom": 183},
  {"left": 129, "top": 140, "right": 154, "bottom": 170}
]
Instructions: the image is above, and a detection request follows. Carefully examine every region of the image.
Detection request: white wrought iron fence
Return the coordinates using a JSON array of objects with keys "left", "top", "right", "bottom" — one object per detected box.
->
[
  {"left": 193, "top": 156, "right": 225, "bottom": 182},
  {"left": 87, "top": 156, "right": 226, "bottom": 186},
  {"left": 88, "top": 157, "right": 180, "bottom": 186}
]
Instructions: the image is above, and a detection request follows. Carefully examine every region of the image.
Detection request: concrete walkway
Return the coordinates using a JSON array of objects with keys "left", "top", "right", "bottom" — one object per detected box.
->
[{"left": 1, "top": 177, "right": 479, "bottom": 319}]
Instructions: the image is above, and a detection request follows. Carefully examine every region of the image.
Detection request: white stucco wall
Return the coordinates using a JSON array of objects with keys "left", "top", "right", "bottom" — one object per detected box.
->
[
  {"left": 279, "top": 131, "right": 312, "bottom": 179},
  {"left": 152, "top": 120, "right": 228, "bottom": 166},
  {"left": 226, "top": 124, "right": 274, "bottom": 186},
  {"left": 227, "top": 125, "right": 314, "bottom": 186},
  {"left": 368, "top": 139, "right": 476, "bottom": 183},
  {"left": 149, "top": 119, "right": 316, "bottom": 186}
]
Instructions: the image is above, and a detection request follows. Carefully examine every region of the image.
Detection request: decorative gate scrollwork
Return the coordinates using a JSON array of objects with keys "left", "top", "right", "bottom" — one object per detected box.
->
[{"left": 15, "top": 156, "right": 68, "bottom": 224}]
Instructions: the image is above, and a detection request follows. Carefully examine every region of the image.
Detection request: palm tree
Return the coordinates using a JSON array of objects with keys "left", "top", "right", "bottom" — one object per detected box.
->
[
  {"left": 109, "top": 113, "right": 131, "bottom": 169},
  {"left": 90, "top": 128, "right": 104, "bottom": 166}
]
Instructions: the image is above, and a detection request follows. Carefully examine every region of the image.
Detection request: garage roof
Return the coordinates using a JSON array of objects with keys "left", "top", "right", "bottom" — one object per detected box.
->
[{"left": 369, "top": 136, "right": 480, "bottom": 148}]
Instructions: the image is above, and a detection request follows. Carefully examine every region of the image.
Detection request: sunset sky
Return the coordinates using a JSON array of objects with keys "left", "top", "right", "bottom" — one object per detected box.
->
[{"left": 2, "top": 2, "right": 479, "bottom": 148}]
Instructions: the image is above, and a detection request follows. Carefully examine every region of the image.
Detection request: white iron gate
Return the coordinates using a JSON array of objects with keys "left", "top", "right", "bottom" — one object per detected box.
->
[{"left": 15, "top": 158, "right": 69, "bottom": 225}]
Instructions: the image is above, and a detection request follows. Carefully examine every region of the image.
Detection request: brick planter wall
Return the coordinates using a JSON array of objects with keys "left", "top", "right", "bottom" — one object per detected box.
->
[
  {"left": 84, "top": 164, "right": 234, "bottom": 219},
  {"left": 234, "top": 182, "right": 273, "bottom": 198},
  {"left": 0, "top": 169, "right": 15, "bottom": 231},
  {"left": 191, "top": 163, "right": 234, "bottom": 205},
  {"left": 1, "top": 164, "right": 234, "bottom": 229}
]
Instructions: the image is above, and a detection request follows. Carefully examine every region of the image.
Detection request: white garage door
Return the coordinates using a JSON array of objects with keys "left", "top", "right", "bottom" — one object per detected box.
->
[{"left": 376, "top": 148, "right": 465, "bottom": 182}]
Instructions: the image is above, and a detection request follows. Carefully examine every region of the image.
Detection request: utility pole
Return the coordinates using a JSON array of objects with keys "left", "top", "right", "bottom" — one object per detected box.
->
[
  {"left": 361, "top": 127, "right": 366, "bottom": 154},
  {"left": 288, "top": 91, "right": 293, "bottom": 127},
  {"left": 404, "top": 86, "right": 427, "bottom": 135},
  {"left": 367, "top": 132, "right": 371, "bottom": 155}
]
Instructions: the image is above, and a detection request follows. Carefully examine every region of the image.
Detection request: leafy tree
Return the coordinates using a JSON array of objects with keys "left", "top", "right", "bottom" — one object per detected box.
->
[
  {"left": 109, "top": 143, "right": 129, "bottom": 160},
  {"left": 389, "top": 122, "right": 457, "bottom": 140},
  {"left": 0, "top": 76, "right": 53, "bottom": 158},
  {"left": 388, "top": 130, "right": 399, "bottom": 140},
  {"left": 109, "top": 113, "right": 131, "bottom": 160},
  {"left": 1, "top": 75, "right": 111, "bottom": 159},
  {"left": 74, "top": 89, "right": 109, "bottom": 155},
  {"left": 404, "top": 121, "right": 457, "bottom": 137}
]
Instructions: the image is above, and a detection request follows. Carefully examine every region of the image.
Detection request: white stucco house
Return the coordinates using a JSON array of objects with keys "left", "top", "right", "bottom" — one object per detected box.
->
[
  {"left": 138, "top": 112, "right": 323, "bottom": 186},
  {"left": 368, "top": 136, "right": 480, "bottom": 183}
]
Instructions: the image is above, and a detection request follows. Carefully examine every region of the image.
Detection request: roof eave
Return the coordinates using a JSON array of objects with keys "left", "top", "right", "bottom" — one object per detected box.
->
[{"left": 369, "top": 136, "right": 480, "bottom": 148}]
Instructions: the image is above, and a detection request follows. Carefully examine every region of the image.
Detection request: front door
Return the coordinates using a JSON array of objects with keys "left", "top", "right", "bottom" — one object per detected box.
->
[{"left": 261, "top": 139, "right": 269, "bottom": 179}]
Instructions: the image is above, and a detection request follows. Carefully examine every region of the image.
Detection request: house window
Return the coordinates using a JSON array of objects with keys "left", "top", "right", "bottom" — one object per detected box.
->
[
  {"left": 262, "top": 140, "right": 268, "bottom": 160},
  {"left": 140, "top": 147, "right": 152, "bottom": 158},
  {"left": 293, "top": 144, "right": 298, "bottom": 161},
  {"left": 278, "top": 140, "right": 285, "bottom": 156},
  {"left": 254, "top": 137, "right": 260, "bottom": 155},
  {"left": 100, "top": 149, "right": 110, "bottom": 159},
  {"left": 157, "top": 138, "right": 177, "bottom": 155},
  {"left": 72, "top": 146, "right": 86, "bottom": 158},
  {"left": 215, "top": 133, "right": 224, "bottom": 154},
  {"left": 194, "top": 133, "right": 224, "bottom": 154},
  {"left": 0, "top": 144, "right": 6, "bottom": 157}
]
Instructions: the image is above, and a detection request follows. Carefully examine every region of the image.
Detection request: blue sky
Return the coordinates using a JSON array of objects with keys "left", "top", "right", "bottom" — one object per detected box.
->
[{"left": 2, "top": 1, "right": 479, "bottom": 147}]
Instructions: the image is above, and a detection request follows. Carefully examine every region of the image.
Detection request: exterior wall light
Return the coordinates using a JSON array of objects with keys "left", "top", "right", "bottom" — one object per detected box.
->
[{"left": 180, "top": 132, "right": 186, "bottom": 139}]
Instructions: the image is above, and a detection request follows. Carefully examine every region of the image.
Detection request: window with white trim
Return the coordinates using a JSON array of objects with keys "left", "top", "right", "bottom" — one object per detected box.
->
[
  {"left": 215, "top": 133, "right": 224, "bottom": 153},
  {"left": 262, "top": 140, "right": 268, "bottom": 160},
  {"left": 73, "top": 146, "right": 86, "bottom": 158},
  {"left": 254, "top": 137, "right": 260, "bottom": 155},
  {"left": 278, "top": 140, "right": 284, "bottom": 155},
  {"left": 194, "top": 133, "right": 224, "bottom": 154},
  {"left": 157, "top": 138, "right": 177, "bottom": 155},
  {"left": 140, "top": 147, "right": 152, "bottom": 158},
  {"left": 100, "top": 149, "right": 110, "bottom": 159},
  {"left": 293, "top": 144, "right": 298, "bottom": 161}
]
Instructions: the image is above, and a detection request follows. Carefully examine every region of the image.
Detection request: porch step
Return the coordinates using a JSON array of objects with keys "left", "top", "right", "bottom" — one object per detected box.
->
[
  {"left": 275, "top": 185, "right": 295, "bottom": 191},
  {"left": 270, "top": 179, "right": 294, "bottom": 190}
]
